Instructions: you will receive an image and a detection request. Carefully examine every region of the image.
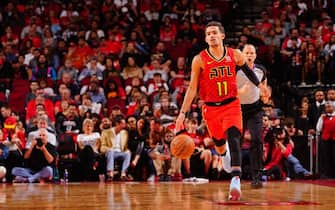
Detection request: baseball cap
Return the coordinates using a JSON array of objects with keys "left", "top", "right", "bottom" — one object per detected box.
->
[{"left": 4, "top": 116, "right": 17, "bottom": 129}]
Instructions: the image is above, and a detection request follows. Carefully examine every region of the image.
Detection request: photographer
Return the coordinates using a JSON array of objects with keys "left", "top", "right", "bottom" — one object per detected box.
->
[
  {"left": 263, "top": 127, "right": 292, "bottom": 180},
  {"left": 12, "top": 128, "right": 57, "bottom": 183}
]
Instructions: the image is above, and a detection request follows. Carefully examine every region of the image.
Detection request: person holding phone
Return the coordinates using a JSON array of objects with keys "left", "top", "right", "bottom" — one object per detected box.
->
[{"left": 11, "top": 128, "right": 57, "bottom": 183}]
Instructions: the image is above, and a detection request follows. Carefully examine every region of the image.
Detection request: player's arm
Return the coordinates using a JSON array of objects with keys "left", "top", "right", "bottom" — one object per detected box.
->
[
  {"left": 175, "top": 55, "right": 202, "bottom": 131},
  {"left": 180, "top": 55, "right": 201, "bottom": 113},
  {"left": 234, "top": 49, "right": 260, "bottom": 87}
]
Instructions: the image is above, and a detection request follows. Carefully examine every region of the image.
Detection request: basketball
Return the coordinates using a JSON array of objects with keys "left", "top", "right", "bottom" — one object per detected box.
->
[
  {"left": 170, "top": 134, "right": 195, "bottom": 159},
  {"left": 0, "top": 166, "right": 6, "bottom": 180}
]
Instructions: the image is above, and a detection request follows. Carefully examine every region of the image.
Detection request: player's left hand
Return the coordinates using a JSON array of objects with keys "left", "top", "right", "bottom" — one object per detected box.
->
[{"left": 175, "top": 113, "right": 185, "bottom": 133}]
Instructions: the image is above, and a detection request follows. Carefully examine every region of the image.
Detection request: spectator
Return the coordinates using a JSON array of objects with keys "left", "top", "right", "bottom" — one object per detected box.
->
[
  {"left": 326, "top": 88, "right": 335, "bottom": 108},
  {"left": 56, "top": 104, "right": 81, "bottom": 137},
  {"left": 143, "top": 58, "right": 168, "bottom": 83},
  {"left": 66, "top": 36, "right": 93, "bottom": 71},
  {"left": 12, "top": 55, "right": 29, "bottom": 80},
  {"left": 1, "top": 26, "right": 19, "bottom": 51},
  {"left": 29, "top": 54, "right": 57, "bottom": 82},
  {"left": 25, "top": 80, "right": 40, "bottom": 105},
  {"left": 61, "top": 22, "right": 78, "bottom": 42},
  {"left": 120, "top": 42, "right": 144, "bottom": 69},
  {"left": 149, "top": 127, "right": 181, "bottom": 181},
  {"left": 308, "top": 90, "right": 326, "bottom": 133},
  {"left": 57, "top": 59, "right": 79, "bottom": 82},
  {"left": 126, "top": 116, "right": 148, "bottom": 180},
  {"left": 153, "top": 94, "right": 178, "bottom": 126},
  {"left": 316, "top": 101, "right": 335, "bottom": 178},
  {"left": 295, "top": 99, "right": 311, "bottom": 135},
  {"left": 109, "top": 105, "right": 124, "bottom": 120},
  {"left": 20, "top": 16, "right": 42, "bottom": 40},
  {"left": 103, "top": 55, "right": 122, "bottom": 80},
  {"left": 57, "top": 73, "right": 81, "bottom": 101},
  {"left": 77, "top": 119, "right": 102, "bottom": 181},
  {"left": 54, "top": 87, "right": 76, "bottom": 114},
  {"left": 26, "top": 94, "right": 55, "bottom": 125},
  {"left": 126, "top": 89, "right": 145, "bottom": 116},
  {"left": 121, "top": 56, "right": 144, "bottom": 81},
  {"left": 85, "top": 20, "right": 105, "bottom": 41},
  {"left": 2, "top": 116, "right": 25, "bottom": 182},
  {"left": 86, "top": 80, "right": 107, "bottom": 105},
  {"left": 170, "top": 56, "right": 187, "bottom": 91},
  {"left": 39, "top": 79, "right": 55, "bottom": 98},
  {"left": 100, "top": 115, "right": 132, "bottom": 181},
  {"left": 159, "top": 16, "right": 177, "bottom": 46},
  {"left": 78, "top": 93, "right": 102, "bottom": 116},
  {"left": 104, "top": 79, "right": 126, "bottom": 100},
  {"left": 147, "top": 72, "right": 169, "bottom": 96},
  {"left": 263, "top": 126, "right": 293, "bottom": 180},
  {"left": 183, "top": 117, "right": 212, "bottom": 178},
  {"left": 125, "top": 77, "right": 147, "bottom": 97},
  {"left": 78, "top": 57, "right": 104, "bottom": 82},
  {"left": 151, "top": 41, "right": 172, "bottom": 69},
  {"left": 12, "top": 128, "right": 57, "bottom": 183}
]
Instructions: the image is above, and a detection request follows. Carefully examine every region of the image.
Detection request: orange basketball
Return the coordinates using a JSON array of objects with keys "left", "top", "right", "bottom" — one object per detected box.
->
[{"left": 170, "top": 134, "right": 195, "bottom": 159}]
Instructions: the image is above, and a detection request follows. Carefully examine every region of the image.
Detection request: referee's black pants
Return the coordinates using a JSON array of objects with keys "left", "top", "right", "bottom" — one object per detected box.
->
[{"left": 242, "top": 108, "right": 263, "bottom": 180}]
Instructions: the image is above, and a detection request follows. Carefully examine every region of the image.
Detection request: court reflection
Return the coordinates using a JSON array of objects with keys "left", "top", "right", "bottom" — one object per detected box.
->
[{"left": 0, "top": 182, "right": 333, "bottom": 209}]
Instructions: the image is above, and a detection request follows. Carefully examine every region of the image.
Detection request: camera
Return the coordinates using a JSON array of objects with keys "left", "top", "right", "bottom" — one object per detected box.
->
[{"left": 36, "top": 137, "right": 43, "bottom": 147}]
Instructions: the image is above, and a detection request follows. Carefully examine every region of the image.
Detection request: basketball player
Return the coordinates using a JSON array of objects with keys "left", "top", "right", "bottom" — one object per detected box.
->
[
  {"left": 175, "top": 21, "right": 266, "bottom": 200},
  {"left": 237, "top": 44, "right": 271, "bottom": 189}
]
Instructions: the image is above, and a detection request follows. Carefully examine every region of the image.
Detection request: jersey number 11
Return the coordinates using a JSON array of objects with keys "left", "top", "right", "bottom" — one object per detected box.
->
[{"left": 216, "top": 81, "right": 228, "bottom": 96}]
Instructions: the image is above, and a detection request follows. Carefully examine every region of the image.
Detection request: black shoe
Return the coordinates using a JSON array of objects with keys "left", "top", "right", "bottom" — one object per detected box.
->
[
  {"left": 158, "top": 174, "right": 165, "bottom": 182},
  {"left": 211, "top": 168, "right": 219, "bottom": 180},
  {"left": 165, "top": 175, "right": 172, "bottom": 182},
  {"left": 251, "top": 178, "right": 263, "bottom": 189}
]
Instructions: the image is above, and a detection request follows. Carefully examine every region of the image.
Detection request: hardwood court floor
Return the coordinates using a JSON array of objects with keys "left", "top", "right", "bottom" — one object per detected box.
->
[{"left": 1, "top": 180, "right": 335, "bottom": 209}]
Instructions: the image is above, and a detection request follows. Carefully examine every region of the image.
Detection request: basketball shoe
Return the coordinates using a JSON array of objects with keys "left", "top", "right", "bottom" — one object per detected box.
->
[{"left": 229, "top": 176, "right": 241, "bottom": 201}]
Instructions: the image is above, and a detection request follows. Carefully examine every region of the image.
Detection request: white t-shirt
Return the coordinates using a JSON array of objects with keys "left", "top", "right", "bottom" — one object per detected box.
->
[
  {"left": 77, "top": 132, "right": 100, "bottom": 152},
  {"left": 112, "top": 132, "right": 122, "bottom": 152},
  {"left": 236, "top": 64, "right": 266, "bottom": 104}
]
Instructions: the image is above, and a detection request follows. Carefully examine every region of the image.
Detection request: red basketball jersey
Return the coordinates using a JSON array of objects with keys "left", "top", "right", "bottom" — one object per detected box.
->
[{"left": 199, "top": 47, "right": 237, "bottom": 102}]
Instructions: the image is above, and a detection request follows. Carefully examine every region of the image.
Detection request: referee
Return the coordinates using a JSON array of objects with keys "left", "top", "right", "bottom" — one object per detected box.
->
[{"left": 237, "top": 44, "right": 270, "bottom": 188}]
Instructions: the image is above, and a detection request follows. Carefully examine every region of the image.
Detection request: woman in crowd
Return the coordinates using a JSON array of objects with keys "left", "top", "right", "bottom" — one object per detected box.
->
[{"left": 77, "top": 118, "right": 102, "bottom": 181}]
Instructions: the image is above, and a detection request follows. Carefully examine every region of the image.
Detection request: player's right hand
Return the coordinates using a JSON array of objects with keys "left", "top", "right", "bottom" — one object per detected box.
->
[{"left": 175, "top": 113, "right": 185, "bottom": 133}]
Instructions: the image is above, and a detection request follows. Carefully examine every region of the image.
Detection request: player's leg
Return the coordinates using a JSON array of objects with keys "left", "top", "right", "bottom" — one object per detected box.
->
[
  {"left": 212, "top": 137, "right": 227, "bottom": 155},
  {"left": 226, "top": 126, "right": 242, "bottom": 201},
  {"left": 202, "top": 105, "right": 227, "bottom": 155}
]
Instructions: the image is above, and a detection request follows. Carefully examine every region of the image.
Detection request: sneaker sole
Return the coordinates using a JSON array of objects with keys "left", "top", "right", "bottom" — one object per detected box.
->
[{"left": 229, "top": 188, "right": 241, "bottom": 201}]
